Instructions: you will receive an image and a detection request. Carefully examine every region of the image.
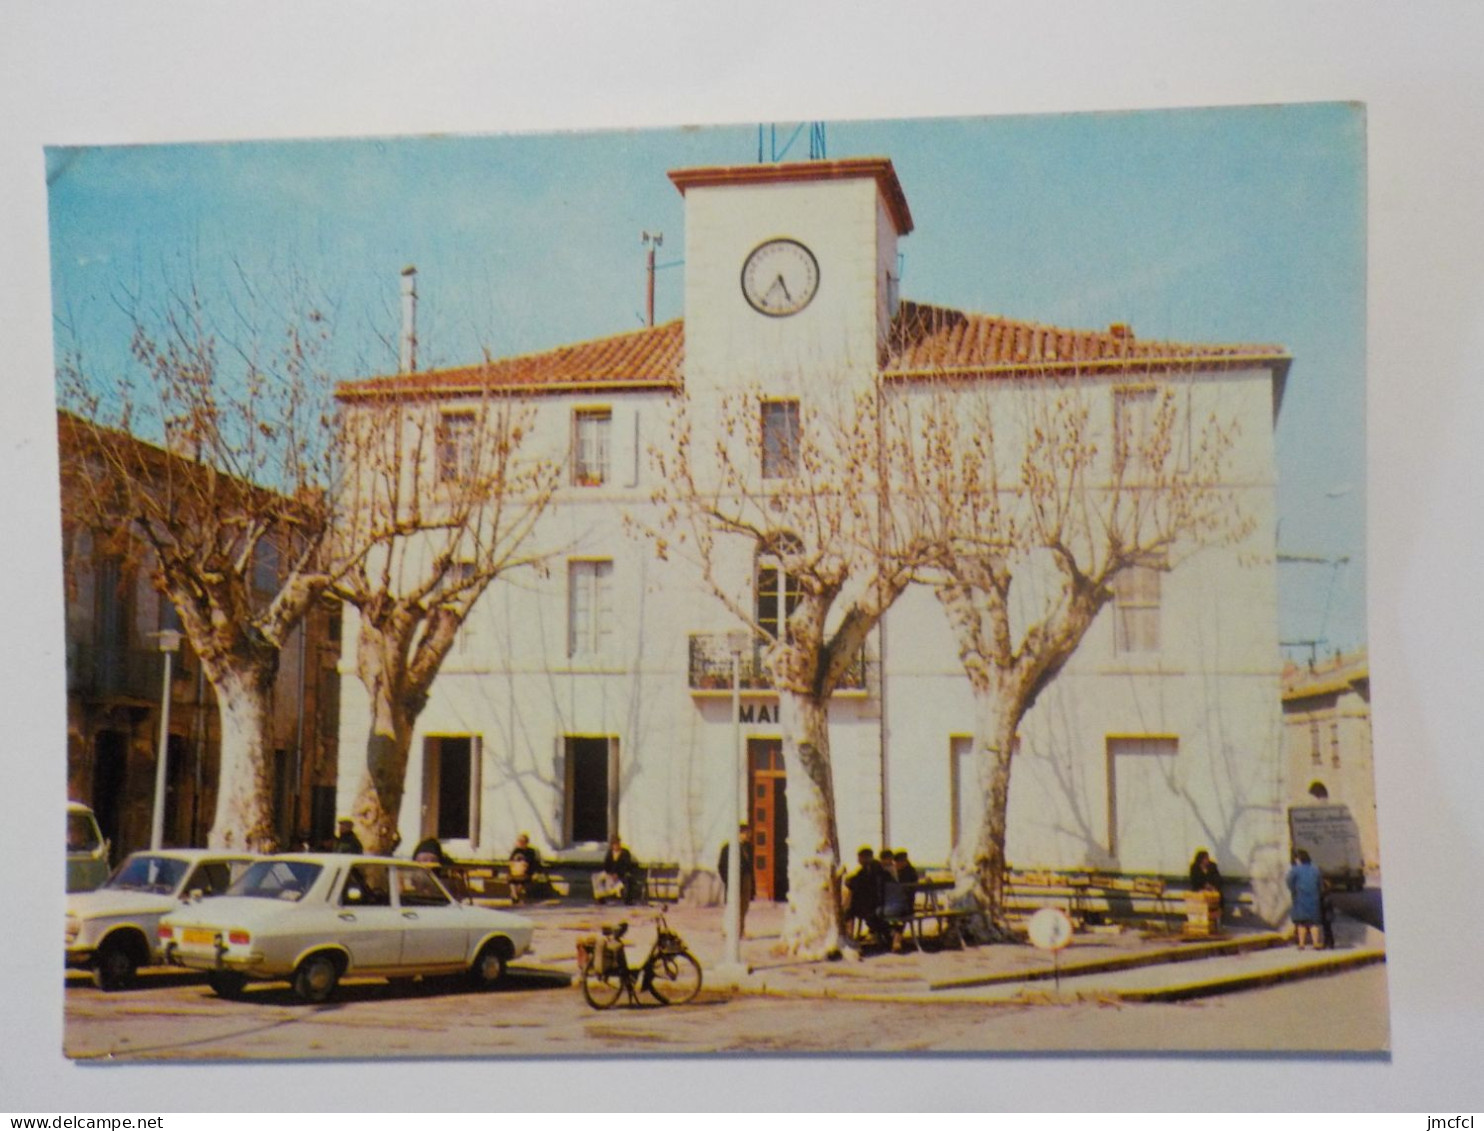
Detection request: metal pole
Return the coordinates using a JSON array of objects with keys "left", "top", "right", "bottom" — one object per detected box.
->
[
  {"left": 150, "top": 637, "right": 179, "bottom": 851},
  {"left": 723, "top": 648, "right": 743, "bottom": 967},
  {"left": 646, "top": 242, "right": 656, "bottom": 328}
]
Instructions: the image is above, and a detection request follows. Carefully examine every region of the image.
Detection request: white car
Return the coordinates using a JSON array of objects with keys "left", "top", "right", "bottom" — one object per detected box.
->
[
  {"left": 66, "top": 849, "right": 257, "bottom": 989},
  {"left": 158, "top": 854, "right": 536, "bottom": 1003}
]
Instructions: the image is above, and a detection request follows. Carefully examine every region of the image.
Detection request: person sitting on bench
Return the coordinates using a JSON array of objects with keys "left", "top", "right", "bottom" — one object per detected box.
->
[
  {"left": 594, "top": 835, "right": 635, "bottom": 904},
  {"left": 508, "top": 833, "right": 541, "bottom": 905}
]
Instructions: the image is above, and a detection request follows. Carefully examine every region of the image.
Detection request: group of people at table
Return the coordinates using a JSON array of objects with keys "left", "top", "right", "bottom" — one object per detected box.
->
[{"left": 844, "top": 845, "right": 924, "bottom": 953}]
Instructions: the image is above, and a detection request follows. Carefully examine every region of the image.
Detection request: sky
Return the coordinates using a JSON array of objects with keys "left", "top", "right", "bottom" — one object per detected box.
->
[{"left": 46, "top": 104, "right": 1367, "bottom": 654}]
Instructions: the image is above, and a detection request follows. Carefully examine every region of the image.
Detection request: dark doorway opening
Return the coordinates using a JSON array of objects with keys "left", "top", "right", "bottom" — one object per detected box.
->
[{"left": 566, "top": 737, "right": 613, "bottom": 844}]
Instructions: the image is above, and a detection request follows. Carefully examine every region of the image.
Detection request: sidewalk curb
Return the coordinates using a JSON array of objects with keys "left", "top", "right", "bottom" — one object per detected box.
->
[
  {"left": 927, "top": 931, "right": 1290, "bottom": 991},
  {"left": 1111, "top": 948, "right": 1387, "bottom": 1003}
]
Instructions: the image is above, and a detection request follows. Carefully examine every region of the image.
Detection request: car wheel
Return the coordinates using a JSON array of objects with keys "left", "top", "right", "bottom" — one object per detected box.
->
[
  {"left": 207, "top": 971, "right": 249, "bottom": 999},
  {"left": 92, "top": 941, "right": 138, "bottom": 992},
  {"left": 292, "top": 953, "right": 342, "bottom": 1004},
  {"left": 468, "top": 940, "right": 509, "bottom": 990}
]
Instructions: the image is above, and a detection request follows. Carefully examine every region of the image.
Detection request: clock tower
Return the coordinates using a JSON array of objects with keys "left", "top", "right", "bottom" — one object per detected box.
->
[{"left": 668, "top": 159, "right": 914, "bottom": 399}]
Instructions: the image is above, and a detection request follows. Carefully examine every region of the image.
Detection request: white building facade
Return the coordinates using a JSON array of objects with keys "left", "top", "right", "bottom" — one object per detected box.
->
[{"left": 334, "top": 158, "right": 1293, "bottom": 916}]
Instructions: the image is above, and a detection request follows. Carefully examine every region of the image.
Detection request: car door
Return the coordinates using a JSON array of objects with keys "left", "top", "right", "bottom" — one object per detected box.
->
[
  {"left": 392, "top": 865, "right": 469, "bottom": 969},
  {"left": 335, "top": 863, "right": 403, "bottom": 971}
]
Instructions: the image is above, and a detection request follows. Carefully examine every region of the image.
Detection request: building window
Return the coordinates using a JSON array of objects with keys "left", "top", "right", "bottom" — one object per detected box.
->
[
  {"left": 1310, "top": 719, "right": 1322, "bottom": 766},
  {"left": 761, "top": 399, "right": 800, "bottom": 480},
  {"left": 1330, "top": 719, "right": 1342, "bottom": 768},
  {"left": 1113, "top": 386, "right": 1158, "bottom": 472},
  {"left": 1111, "top": 563, "right": 1162, "bottom": 654},
  {"left": 756, "top": 547, "right": 802, "bottom": 642},
  {"left": 252, "top": 539, "right": 281, "bottom": 596},
  {"left": 568, "top": 559, "right": 614, "bottom": 657},
  {"left": 573, "top": 409, "right": 611, "bottom": 487},
  {"left": 436, "top": 411, "right": 478, "bottom": 484}
]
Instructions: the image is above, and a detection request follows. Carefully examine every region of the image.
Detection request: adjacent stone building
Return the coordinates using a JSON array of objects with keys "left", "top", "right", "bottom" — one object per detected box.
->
[{"left": 58, "top": 411, "right": 343, "bottom": 859}]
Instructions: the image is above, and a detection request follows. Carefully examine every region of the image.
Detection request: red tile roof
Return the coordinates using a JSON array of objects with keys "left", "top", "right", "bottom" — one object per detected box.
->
[
  {"left": 336, "top": 302, "right": 1289, "bottom": 401},
  {"left": 882, "top": 301, "right": 1290, "bottom": 379},
  {"left": 337, "top": 319, "right": 684, "bottom": 402}
]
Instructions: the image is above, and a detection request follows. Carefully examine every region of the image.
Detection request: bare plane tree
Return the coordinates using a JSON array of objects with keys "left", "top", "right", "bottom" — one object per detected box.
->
[
  {"left": 332, "top": 387, "right": 561, "bottom": 853},
  {"left": 891, "top": 374, "right": 1252, "bottom": 935},
  {"left": 58, "top": 286, "right": 357, "bottom": 851},
  {"left": 647, "top": 383, "right": 928, "bottom": 958}
]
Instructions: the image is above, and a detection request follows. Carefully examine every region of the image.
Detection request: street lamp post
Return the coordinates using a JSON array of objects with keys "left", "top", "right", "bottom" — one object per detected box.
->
[
  {"left": 718, "top": 632, "right": 752, "bottom": 979},
  {"left": 150, "top": 629, "right": 182, "bottom": 851}
]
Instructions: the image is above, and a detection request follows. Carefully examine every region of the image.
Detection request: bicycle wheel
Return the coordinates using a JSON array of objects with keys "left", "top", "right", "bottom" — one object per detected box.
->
[
  {"left": 647, "top": 950, "right": 702, "bottom": 1005},
  {"left": 581, "top": 957, "right": 626, "bottom": 1010}
]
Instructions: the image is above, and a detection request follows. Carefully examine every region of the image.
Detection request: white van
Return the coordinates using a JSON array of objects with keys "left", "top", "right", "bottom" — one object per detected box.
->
[
  {"left": 67, "top": 802, "right": 111, "bottom": 893},
  {"left": 1288, "top": 804, "right": 1365, "bottom": 891}
]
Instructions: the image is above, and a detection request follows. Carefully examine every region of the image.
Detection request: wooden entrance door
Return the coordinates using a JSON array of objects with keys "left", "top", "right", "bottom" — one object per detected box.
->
[{"left": 748, "top": 738, "right": 788, "bottom": 901}]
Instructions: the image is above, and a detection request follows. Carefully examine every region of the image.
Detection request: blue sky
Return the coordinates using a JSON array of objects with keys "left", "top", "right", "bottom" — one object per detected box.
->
[{"left": 47, "top": 104, "right": 1366, "bottom": 653}]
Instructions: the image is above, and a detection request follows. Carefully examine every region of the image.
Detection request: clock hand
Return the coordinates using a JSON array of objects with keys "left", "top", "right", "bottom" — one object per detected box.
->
[{"left": 775, "top": 274, "right": 792, "bottom": 303}]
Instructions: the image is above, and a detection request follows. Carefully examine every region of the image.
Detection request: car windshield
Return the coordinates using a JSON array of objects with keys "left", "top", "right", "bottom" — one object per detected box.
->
[
  {"left": 105, "top": 855, "right": 190, "bottom": 894},
  {"left": 229, "top": 860, "right": 321, "bottom": 901},
  {"left": 67, "top": 812, "right": 100, "bottom": 853}
]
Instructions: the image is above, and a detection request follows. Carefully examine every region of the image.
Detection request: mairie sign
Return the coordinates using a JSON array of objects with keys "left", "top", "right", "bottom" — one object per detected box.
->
[{"left": 737, "top": 702, "right": 779, "bottom": 724}]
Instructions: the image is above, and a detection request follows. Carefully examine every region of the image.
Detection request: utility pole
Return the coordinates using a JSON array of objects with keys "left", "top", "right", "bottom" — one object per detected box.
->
[{"left": 642, "top": 231, "right": 662, "bottom": 327}]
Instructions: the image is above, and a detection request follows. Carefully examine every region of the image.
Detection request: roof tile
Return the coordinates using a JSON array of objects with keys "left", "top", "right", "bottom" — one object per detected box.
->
[
  {"left": 882, "top": 301, "right": 1288, "bottom": 377},
  {"left": 338, "top": 319, "right": 684, "bottom": 401},
  {"left": 336, "top": 301, "right": 1288, "bottom": 401}
]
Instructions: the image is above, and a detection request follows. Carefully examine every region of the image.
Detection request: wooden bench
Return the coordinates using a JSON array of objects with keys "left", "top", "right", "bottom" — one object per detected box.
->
[
  {"left": 642, "top": 862, "right": 682, "bottom": 904},
  {"left": 447, "top": 859, "right": 565, "bottom": 903},
  {"left": 1005, "top": 868, "right": 1170, "bottom": 930}
]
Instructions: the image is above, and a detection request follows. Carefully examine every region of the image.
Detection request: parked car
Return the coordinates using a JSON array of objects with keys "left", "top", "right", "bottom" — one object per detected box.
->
[
  {"left": 66, "top": 802, "right": 111, "bottom": 893},
  {"left": 158, "top": 854, "right": 536, "bottom": 1003},
  {"left": 66, "top": 849, "right": 257, "bottom": 989}
]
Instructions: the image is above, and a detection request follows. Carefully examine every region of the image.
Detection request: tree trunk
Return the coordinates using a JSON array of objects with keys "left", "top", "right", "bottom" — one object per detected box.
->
[
  {"left": 205, "top": 664, "right": 279, "bottom": 852},
  {"left": 951, "top": 681, "right": 1025, "bottom": 940},
  {"left": 777, "top": 688, "right": 844, "bottom": 958},
  {"left": 349, "top": 617, "right": 421, "bottom": 855}
]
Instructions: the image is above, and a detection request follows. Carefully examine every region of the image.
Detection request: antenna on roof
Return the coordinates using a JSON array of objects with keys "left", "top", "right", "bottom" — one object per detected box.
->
[{"left": 756, "top": 122, "right": 827, "bottom": 163}]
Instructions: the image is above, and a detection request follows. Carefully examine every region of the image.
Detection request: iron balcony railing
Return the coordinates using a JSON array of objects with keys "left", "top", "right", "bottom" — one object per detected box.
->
[{"left": 687, "top": 633, "right": 867, "bottom": 692}]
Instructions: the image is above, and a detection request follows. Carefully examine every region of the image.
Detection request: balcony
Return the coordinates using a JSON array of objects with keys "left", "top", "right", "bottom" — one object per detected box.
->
[{"left": 687, "top": 633, "right": 867, "bottom": 694}]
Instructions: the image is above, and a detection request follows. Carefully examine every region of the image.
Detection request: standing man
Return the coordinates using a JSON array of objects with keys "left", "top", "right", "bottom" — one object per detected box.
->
[
  {"left": 333, "top": 818, "right": 363, "bottom": 854},
  {"left": 717, "top": 824, "right": 755, "bottom": 935}
]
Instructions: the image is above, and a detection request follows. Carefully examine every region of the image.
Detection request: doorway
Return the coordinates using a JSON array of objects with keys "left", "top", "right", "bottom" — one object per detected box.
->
[
  {"left": 422, "top": 735, "right": 475, "bottom": 841},
  {"left": 564, "top": 736, "right": 616, "bottom": 845},
  {"left": 747, "top": 737, "right": 788, "bottom": 901}
]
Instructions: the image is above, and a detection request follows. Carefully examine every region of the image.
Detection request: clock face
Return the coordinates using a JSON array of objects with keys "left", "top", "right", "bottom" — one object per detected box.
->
[{"left": 741, "top": 238, "right": 820, "bottom": 317}]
